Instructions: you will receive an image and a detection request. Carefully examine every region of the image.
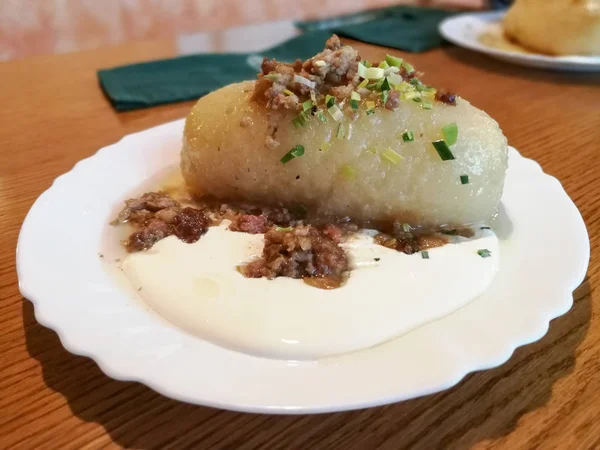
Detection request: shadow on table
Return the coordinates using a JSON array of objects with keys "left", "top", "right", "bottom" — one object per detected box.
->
[
  {"left": 23, "top": 280, "right": 592, "bottom": 449},
  {"left": 442, "top": 47, "right": 600, "bottom": 86}
]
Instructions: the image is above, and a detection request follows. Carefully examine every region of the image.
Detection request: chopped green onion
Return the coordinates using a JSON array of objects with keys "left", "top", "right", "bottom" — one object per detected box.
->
[
  {"left": 310, "top": 90, "right": 317, "bottom": 102},
  {"left": 362, "top": 60, "right": 372, "bottom": 68},
  {"left": 378, "top": 61, "right": 390, "bottom": 69},
  {"left": 422, "top": 101, "right": 433, "bottom": 110},
  {"left": 366, "top": 109, "right": 375, "bottom": 115},
  {"left": 403, "top": 91, "right": 419, "bottom": 100},
  {"left": 328, "top": 104, "right": 344, "bottom": 122},
  {"left": 460, "top": 175, "right": 469, "bottom": 185},
  {"left": 432, "top": 140, "right": 455, "bottom": 161},
  {"left": 314, "top": 60, "right": 326, "bottom": 67},
  {"left": 387, "top": 73, "right": 403, "bottom": 86},
  {"left": 263, "top": 74, "right": 279, "bottom": 80},
  {"left": 477, "top": 249, "right": 492, "bottom": 258},
  {"left": 336, "top": 122, "right": 346, "bottom": 139},
  {"left": 480, "top": 226, "right": 491, "bottom": 230},
  {"left": 385, "top": 54, "right": 404, "bottom": 67},
  {"left": 402, "top": 61, "right": 415, "bottom": 74},
  {"left": 381, "top": 77, "right": 391, "bottom": 92},
  {"left": 442, "top": 123, "right": 459, "bottom": 146},
  {"left": 350, "top": 99, "right": 359, "bottom": 110},
  {"left": 421, "top": 250, "right": 430, "bottom": 259},
  {"left": 382, "top": 147, "right": 403, "bottom": 165},
  {"left": 368, "top": 146, "right": 377, "bottom": 154},
  {"left": 358, "top": 63, "right": 385, "bottom": 80},
  {"left": 292, "top": 111, "right": 309, "bottom": 128},
  {"left": 381, "top": 90, "right": 389, "bottom": 104},
  {"left": 283, "top": 89, "right": 294, "bottom": 96},
  {"left": 316, "top": 111, "right": 327, "bottom": 123},
  {"left": 320, "top": 141, "right": 330, "bottom": 152},
  {"left": 302, "top": 100, "right": 314, "bottom": 111},
  {"left": 397, "top": 81, "right": 413, "bottom": 92},
  {"left": 351, "top": 91, "right": 361, "bottom": 101},
  {"left": 325, "top": 95, "right": 336, "bottom": 108},
  {"left": 280, "top": 144, "right": 305, "bottom": 164},
  {"left": 409, "top": 78, "right": 425, "bottom": 91},
  {"left": 293, "top": 74, "right": 316, "bottom": 89},
  {"left": 421, "top": 89, "right": 435, "bottom": 99},
  {"left": 357, "top": 79, "right": 369, "bottom": 90},
  {"left": 402, "top": 131, "right": 414, "bottom": 142},
  {"left": 402, "top": 223, "right": 411, "bottom": 232},
  {"left": 366, "top": 100, "right": 376, "bottom": 110},
  {"left": 340, "top": 165, "right": 356, "bottom": 180},
  {"left": 412, "top": 97, "right": 422, "bottom": 103},
  {"left": 275, "top": 226, "right": 293, "bottom": 232}
]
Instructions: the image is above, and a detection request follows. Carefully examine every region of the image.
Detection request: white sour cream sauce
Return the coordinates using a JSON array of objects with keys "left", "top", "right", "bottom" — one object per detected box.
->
[{"left": 122, "top": 224, "right": 499, "bottom": 360}]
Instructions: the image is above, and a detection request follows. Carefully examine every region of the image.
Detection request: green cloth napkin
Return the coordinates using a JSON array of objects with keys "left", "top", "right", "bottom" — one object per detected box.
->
[
  {"left": 296, "top": 6, "right": 455, "bottom": 52},
  {"left": 99, "top": 7, "right": 455, "bottom": 111}
]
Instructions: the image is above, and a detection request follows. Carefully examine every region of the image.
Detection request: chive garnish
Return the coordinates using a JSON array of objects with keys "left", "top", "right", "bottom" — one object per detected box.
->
[
  {"left": 382, "top": 148, "right": 403, "bottom": 165},
  {"left": 302, "top": 100, "right": 314, "bottom": 111},
  {"left": 402, "top": 131, "right": 414, "bottom": 142},
  {"left": 275, "top": 226, "right": 293, "bottom": 232},
  {"left": 326, "top": 95, "right": 336, "bottom": 108},
  {"left": 366, "top": 109, "right": 375, "bottom": 115},
  {"left": 385, "top": 54, "right": 403, "bottom": 67},
  {"left": 432, "top": 140, "right": 455, "bottom": 161},
  {"left": 292, "top": 111, "right": 309, "bottom": 128},
  {"left": 280, "top": 145, "right": 305, "bottom": 164},
  {"left": 350, "top": 99, "right": 359, "bottom": 110},
  {"left": 421, "top": 250, "right": 430, "bottom": 259},
  {"left": 477, "top": 249, "right": 492, "bottom": 258},
  {"left": 460, "top": 175, "right": 469, "bottom": 184},
  {"left": 402, "top": 61, "right": 415, "bottom": 74},
  {"left": 381, "top": 90, "right": 389, "bottom": 104},
  {"left": 340, "top": 165, "right": 356, "bottom": 180},
  {"left": 316, "top": 111, "right": 327, "bottom": 123},
  {"left": 442, "top": 122, "right": 459, "bottom": 146},
  {"left": 381, "top": 77, "right": 391, "bottom": 92},
  {"left": 422, "top": 101, "right": 433, "bottom": 110},
  {"left": 362, "top": 60, "right": 371, "bottom": 68},
  {"left": 480, "top": 226, "right": 491, "bottom": 230},
  {"left": 412, "top": 97, "right": 422, "bottom": 103}
]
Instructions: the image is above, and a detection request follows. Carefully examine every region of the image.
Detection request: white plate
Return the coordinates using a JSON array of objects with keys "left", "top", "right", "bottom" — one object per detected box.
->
[
  {"left": 439, "top": 11, "right": 600, "bottom": 72},
  {"left": 17, "top": 119, "right": 589, "bottom": 414}
]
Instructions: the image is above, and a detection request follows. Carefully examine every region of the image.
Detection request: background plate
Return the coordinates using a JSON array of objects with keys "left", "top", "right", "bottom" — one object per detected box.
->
[{"left": 439, "top": 11, "right": 600, "bottom": 72}]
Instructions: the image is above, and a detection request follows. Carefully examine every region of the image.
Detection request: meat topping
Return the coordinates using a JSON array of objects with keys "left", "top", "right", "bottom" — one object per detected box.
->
[
  {"left": 111, "top": 192, "right": 179, "bottom": 225},
  {"left": 173, "top": 207, "right": 209, "bottom": 243},
  {"left": 436, "top": 91, "right": 457, "bottom": 106},
  {"left": 239, "top": 225, "right": 349, "bottom": 286},
  {"left": 126, "top": 219, "right": 174, "bottom": 252},
  {"left": 229, "top": 214, "right": 269, "bottom": 234},
  {"left": 114, "top": 192, "right": 208, "bottom": 252}
]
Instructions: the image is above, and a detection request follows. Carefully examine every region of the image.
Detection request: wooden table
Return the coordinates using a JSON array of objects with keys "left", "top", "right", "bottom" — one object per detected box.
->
[{"left": 1, "top": 36, "right": 598, "bottom": 449}]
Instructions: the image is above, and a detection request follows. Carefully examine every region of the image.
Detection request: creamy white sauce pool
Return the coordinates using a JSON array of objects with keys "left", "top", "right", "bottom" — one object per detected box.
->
[{"left": 121, "top": 224, "right": 499, "bottom": 360}]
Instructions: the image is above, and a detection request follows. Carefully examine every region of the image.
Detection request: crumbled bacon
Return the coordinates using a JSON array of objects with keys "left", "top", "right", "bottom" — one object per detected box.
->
[
  {"left": 239, "top": 225, "right": 349, "bottom": 282},
  {"left": 436, "top": 91, "right": 457, "bottom": 106},
  {"left": 229, "top": 214, "right": 269, "bottom": 234}
]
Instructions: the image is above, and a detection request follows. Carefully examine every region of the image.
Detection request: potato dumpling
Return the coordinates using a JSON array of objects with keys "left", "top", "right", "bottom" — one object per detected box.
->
[
  {"left": 181, "top": 37, "right": 508, "bottom": 228},
  {"left": 504, "top": 0, "right": 600, "bottom": 56}
]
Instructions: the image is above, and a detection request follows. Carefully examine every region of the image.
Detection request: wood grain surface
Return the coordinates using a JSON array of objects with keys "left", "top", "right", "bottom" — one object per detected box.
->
[{"left": 0, "top": 36, "right": 598, "bottom": 450}]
